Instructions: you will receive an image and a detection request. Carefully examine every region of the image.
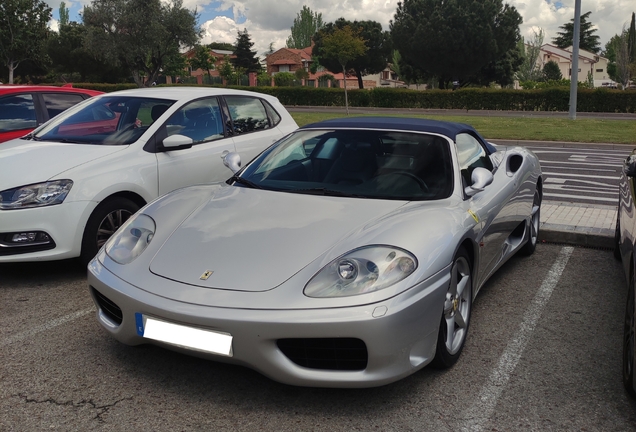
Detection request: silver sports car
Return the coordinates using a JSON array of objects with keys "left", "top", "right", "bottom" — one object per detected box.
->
[{"left": 88, "top": 117, "right": 542, "bottom": 388}]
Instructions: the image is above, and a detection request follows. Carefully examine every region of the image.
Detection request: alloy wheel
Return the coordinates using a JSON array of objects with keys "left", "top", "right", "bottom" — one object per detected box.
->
[{"left": 442, "top": 256, "right": 472, "bottom": 355}]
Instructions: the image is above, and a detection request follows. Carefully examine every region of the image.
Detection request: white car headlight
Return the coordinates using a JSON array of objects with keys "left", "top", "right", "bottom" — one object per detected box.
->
[
  {"left": 304, "top": 246, "right": 417, "bottom": 298},
  {"left": 0, "top": 180, "right": 73, "bottom": 209},
  {"left": 105, "top": 213, "right": 155, "bottom": 265}
]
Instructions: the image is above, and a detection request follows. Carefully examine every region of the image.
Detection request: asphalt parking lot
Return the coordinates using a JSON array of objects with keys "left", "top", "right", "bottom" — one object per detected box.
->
[{"left": 1, "top": 244, "right": 635, "bottom": 431}]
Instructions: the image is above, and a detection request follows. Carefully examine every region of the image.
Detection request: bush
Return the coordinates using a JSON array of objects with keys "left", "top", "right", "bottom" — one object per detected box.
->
[
  {"left": 273, "top": 72, "right": 296, "bottom": 87},
  {"left": 71, "top": 82, "right": 636, "bottom": 113}
]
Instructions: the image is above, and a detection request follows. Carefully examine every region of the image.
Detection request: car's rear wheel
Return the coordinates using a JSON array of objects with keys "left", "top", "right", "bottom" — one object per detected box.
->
[
  {"left": 519, "top": 186, "right": 541, "bottom": 256},
  {"left": 80, "top": 197, "right": 140, "bottom": 265},
  {"left": 432, "top": 248, "right": 472, "bottom": 369},
  {"left": 614, "top": 209, "right": 622, "bottom": 261},
  {"left": 624, "top": 270, "right": 636, "bottom": 397}
]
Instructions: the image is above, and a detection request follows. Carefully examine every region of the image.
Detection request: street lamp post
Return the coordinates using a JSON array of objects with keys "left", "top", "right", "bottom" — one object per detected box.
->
[{"left": 569, "top": 0, "right": 581, "bottom": 120}]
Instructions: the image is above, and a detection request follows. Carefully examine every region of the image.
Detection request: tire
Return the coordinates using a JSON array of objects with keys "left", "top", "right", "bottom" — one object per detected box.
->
[
  {"left": 432, "top": 248, "right": 472, "bottom": 369},
  {"left": 614, "top": 209, "right": 622, "bottom": 261},
  {"left": 80, "top": 197, "right": 140, "bottom": 265},
  {"left": 519, "top": 186, "right": 541, "bottom": 256},
  {"left": 623, "top": 271, "right": 636, "bottom": 397}
]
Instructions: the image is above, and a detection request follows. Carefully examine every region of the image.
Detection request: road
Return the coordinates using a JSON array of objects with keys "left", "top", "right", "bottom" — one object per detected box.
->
[
  {"left": 1, "top": 244, "right": 635, "bottom": 431},
  {"left": 526, "top": 144, "right": 631, "bottom": 206}
]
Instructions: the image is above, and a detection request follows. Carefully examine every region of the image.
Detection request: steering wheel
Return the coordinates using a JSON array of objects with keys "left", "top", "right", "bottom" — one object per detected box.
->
[{"left": 375, "top": 171, "right": 429, "bottom": 192}]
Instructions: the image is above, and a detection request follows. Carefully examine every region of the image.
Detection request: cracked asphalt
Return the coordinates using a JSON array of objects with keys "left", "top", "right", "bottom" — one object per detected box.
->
[{"left": 1, "top": 244, "right": 636, "bottom": 431}]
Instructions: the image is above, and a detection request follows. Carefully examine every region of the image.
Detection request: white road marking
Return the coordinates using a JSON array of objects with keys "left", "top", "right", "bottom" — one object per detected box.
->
[
  {"left": 545, "top": 178, "right": 619, "bottom": 187},
  {"left": 540, "top": 165, "right": 616, "bottom": 172},
  {"left": 1, "top": 308, "right": 94, "bottom": 348},
  {"left": 530, "top": 149, "right": 630, "bottom": 156},
  {"left": 461, "top": 246, "right": 574, "bottom": 432},
  {"left": 542, "top": 171, "right": 619, "bottom": 180},
  {"left": 543, "top": 184, "right": 617, "bottom": 193},
  {"left": 538, "top": 160, "right": 620, "bottom": 167},
  {"left": 543, "top": 192, "right": 617, "bottom": 203}
]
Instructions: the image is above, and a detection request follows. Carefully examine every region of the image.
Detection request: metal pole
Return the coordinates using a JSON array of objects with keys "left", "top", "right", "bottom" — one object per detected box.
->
[{"left": 568, "top": 0, "right": 581, "bottom": 120}]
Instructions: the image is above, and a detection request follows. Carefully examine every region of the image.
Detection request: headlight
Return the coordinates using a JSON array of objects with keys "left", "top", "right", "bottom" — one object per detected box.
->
[
  {"left": 0, "top": 180, "right": 73, "bottom": 210},
  {"left": 304, "top": 246, "right": 417, "bottom": 298},
  {"left": 105, "top": 213, "right": 155, "bottom": 265}
]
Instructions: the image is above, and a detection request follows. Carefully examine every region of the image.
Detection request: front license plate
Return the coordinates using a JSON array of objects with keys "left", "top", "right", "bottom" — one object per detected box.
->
[{"left": 135, "top": 313, "right": 233, "bottom": 356}]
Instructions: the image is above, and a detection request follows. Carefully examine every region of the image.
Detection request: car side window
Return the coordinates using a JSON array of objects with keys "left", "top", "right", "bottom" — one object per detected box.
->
[
  {"left": 225, "top": 96, "right": 270, "bottom": 135},
  {"left": 0, "top": 94, "right": 37, "bottom": 132},
  {"left": 164, "top": 97, "right": 223, "bottom": 144},
  {"left": 42, "top": 93, "right": 86, "bottom": 118},
  {"left": 263, "top": 100, "right": 282, "bottom": 127},
  {"left": 456, "top": 133, "right": 493, "bottom": 185}
]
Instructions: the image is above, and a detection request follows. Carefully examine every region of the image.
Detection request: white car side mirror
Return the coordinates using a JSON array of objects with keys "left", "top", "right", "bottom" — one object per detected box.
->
[
  {"left": 163, "top": 134, "right": 193, "bottom": 149},
  {"left": 223, "top": 151, "right": 242, "bottom": 173},
  {"left": 465, "top": 167, "right": 494, "bottom": 197}
]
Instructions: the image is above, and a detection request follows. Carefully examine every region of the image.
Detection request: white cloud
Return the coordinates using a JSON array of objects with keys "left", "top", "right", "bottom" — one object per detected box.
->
[
  {"left": 510, "top": 0, "right": 634, "bottom": 49},
  {"left": 44, "top": 0, "right": 634, "bottom": 56}
]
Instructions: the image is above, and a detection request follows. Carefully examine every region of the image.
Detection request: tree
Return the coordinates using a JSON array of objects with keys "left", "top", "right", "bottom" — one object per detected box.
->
[
  {"left": 542, "top": 60, "right": 562, "bottom": 81},
  {"left": 189, "top": 45, "right": 217, "bottom": 82},
  {"left": 83, "top": 0, "right": 200, "bottom": 87},
  {"left": 605, "top": 32, "right": 624, "bottom": 82},
  {"left": 313, "top": 18, "right": 392, "bottom": 89},
  {"left": 163, "top": 51, "right": 189, "bottom": 81},
  {"left": 516, "top": 28, "right": 544, "bottom": 81},
  {"left": 286, "top": 6, "right": 323, "bottom": 49},
  {"left": 390, "top": 0, "right": 523, "bottom": 89},
  {"left": 629, "top": 12, "right": 636, "bottom": 63},
  {"left": 208, "top": 41, "right": 235, "bottom": 51},
  {"left": 552, "top": 11, "right": 601, "bottom": 54},
  {"left": 59, "top": 1, "right": 69, "bottom": 26},
  {"left": 231, "top": 29, "right": 260, "bottom": 73},
  {"left": 318, "top": 25, "right": 367, "bottom": 114},
  {"left": 614, "top": 32, "right": 632, "bottom": 89},
  {"left": 0, "top": 0, "right": 52, "bottom": 84},
  {"left": 48, "top": 21, "right": 124, "bottom": 82},
  {"left": 218, "top": 55, "right": 235, "bottom": 85},
  {"left": 265, "top": 42, "right": 276, "bottom": 56}
]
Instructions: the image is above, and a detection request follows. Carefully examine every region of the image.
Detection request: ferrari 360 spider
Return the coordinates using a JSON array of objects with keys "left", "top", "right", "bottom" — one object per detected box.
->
[{"left": 88, "top": 117, "right": 542, "bottom": 388}]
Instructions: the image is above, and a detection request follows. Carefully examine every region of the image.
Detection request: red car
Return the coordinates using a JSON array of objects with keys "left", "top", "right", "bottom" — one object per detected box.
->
[{"left": 0, "top": 84, "right": 103, "bottom": 143}]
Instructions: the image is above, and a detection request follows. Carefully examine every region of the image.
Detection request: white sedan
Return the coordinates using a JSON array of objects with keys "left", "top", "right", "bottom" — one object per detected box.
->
[{"left": 0, "top": 87, "right": 297, "bottom": 263}]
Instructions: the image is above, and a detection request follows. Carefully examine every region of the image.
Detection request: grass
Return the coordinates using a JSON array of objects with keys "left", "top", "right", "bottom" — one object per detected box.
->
[{"left": 290, "top": 112, "right": 636, "bottom": 145}]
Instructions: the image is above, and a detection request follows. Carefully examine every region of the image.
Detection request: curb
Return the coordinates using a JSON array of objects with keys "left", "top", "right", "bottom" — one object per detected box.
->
[{"left": 539, "top": 225, "right": 615, "bottom": 249}]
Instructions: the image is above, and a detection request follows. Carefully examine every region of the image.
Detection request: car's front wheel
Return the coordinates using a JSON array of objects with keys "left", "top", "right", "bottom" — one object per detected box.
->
[
  {"left": 80, "top": 197, "right": 140, "bottom": 265},
  {"left": 624, "top": 270, "right": 636, "bottom": 397},
  {"left": 432, "top": 248, "right": 472, "bottom": 369}
]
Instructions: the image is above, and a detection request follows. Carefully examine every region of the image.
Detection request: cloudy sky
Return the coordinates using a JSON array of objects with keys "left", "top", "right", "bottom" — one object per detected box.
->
[{"left": 47, "top": 0, "right": 633, "bottom": 57}]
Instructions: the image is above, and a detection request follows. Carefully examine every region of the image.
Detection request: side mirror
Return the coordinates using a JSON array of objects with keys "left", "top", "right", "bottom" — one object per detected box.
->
[
  {"left": 465, "top": 167, "right": 494, "bottom": 197},
  {"left": 223, "top": 151, "right": 241, "bottom": 173},
  {"left": 162, "top": 134, "right": 193, "bottom": 149},
  {"left": 625, "top": 155, "right": 636, "bottom": 178}
]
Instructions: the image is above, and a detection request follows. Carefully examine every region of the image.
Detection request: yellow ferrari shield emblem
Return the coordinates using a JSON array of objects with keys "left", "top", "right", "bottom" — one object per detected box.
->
[
  {"left": 200, "top": 270, "right": 214, "bottom": 280},
  {"left": 468, "top": 209, "right": 479, "bottom": 223}
]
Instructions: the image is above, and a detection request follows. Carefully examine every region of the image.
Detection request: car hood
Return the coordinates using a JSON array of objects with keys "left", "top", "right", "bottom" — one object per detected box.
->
[
  {"left": 149, "top": 187, "right": 408, "bottom": 292},
  {"left": 0, "top": 139, "right": 126, "bottom": 188}
]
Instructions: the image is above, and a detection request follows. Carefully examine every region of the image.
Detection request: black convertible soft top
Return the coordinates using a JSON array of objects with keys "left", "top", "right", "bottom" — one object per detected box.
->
[{"left": 300, "top": 116, "right": 494, "bottom": 153}]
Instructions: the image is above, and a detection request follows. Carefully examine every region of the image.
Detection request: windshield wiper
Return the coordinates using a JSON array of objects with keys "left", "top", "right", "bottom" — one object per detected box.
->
[
  {"left": 228, "top": 175, "right": 263, "bottom": 189},
  {"left": 22, "top": 133, "right": 41, "bottom": 141},
  {"left": 290, "top": 188, "right": 365, "bottom": 198}
]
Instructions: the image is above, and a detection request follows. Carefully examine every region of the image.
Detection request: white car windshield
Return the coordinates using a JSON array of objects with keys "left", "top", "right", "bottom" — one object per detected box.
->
[
  {"left": 236, "top": 129, "right": 454, "bottom": 201},
  {"left": 32, "top": 96, "right": 175, "bottom": 145}
]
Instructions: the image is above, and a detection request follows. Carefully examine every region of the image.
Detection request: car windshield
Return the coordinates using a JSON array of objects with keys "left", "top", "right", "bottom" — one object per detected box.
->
[
  {"left": 237, "top": 129, "right": 454, "bottom": 201},
  {"left": 33, "top": 96, "right": 176, "bottom": 145}
]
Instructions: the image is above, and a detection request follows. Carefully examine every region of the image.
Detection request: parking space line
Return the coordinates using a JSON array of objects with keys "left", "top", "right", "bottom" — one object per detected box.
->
[
  {"left": 1, "top": 307, "right": 94, "bottom": 348},
  {"left": 460, "top": 246, "right": 574, "bottom": 432}
]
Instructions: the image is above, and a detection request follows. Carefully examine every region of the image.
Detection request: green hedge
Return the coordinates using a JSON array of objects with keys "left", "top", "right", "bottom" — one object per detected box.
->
[{"left": 70, "top": 83, "right": 636, "bottom": 113}]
